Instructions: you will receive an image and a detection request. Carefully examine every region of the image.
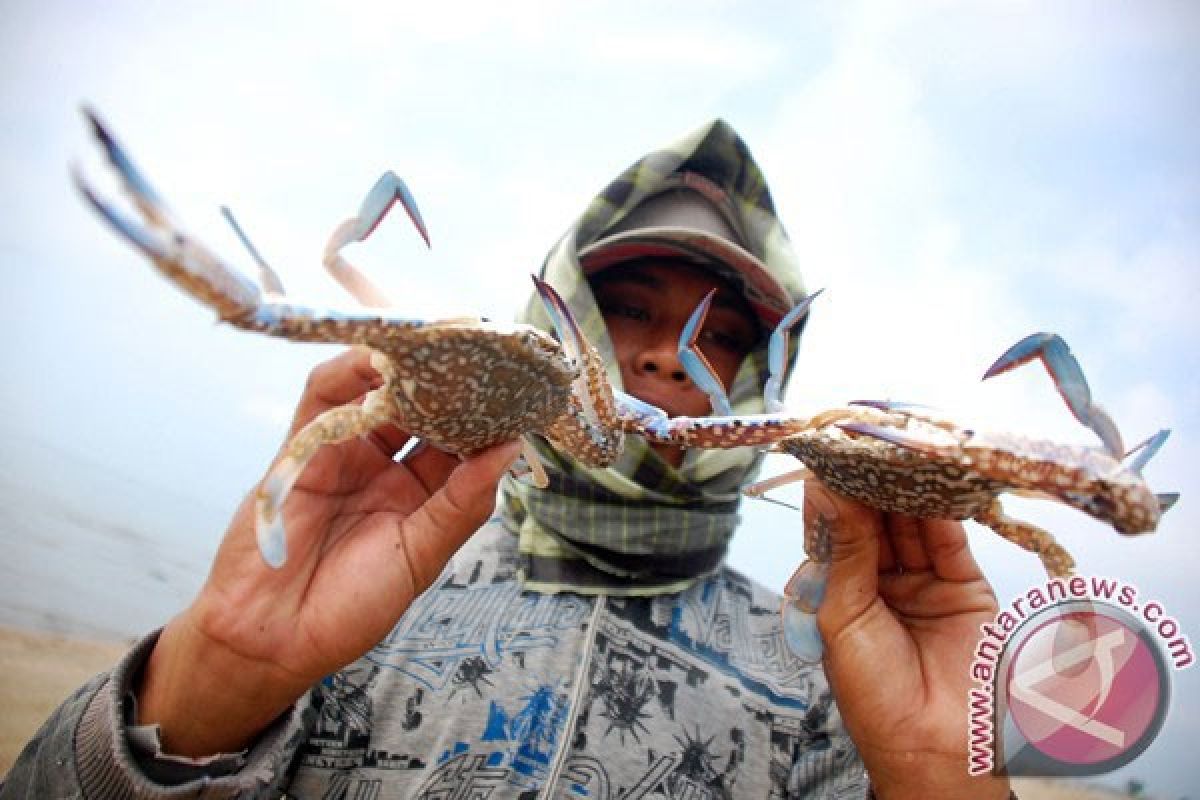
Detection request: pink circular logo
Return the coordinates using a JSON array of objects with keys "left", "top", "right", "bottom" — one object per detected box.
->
[{"left": 1004, "top": 605, "right": 1168, "bottom": 770}]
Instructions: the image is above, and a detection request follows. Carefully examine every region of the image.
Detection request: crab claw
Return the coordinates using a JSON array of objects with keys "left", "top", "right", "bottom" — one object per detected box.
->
[
  {"left": 323, "top": 171, "right": 430, "bottom": 307},
  {"left": 984, "top": 333, "right": 1124, "bottom": 458},
  {"left": 80, "top": 106, "right": 173, "bottom": 228},
  {"left": 533, "top": 275, "right": 598, "bottom": 421},
  {"left": 71, "top": 166, "right": 175, "bottom": 264},
  {"left": 678, "top": 290, "right": 734, "bottom": 415},
  {"left": 74, "top": 110, "right": 183, "bottom": 266},
  {"left": 763, "top": 289, "right": 823, "bottom": 413},
  {"left": 679, "top": 288, "right": 823, "bottom": 417},
  {"left": 532, "top": 276, "right": 623, "bottom": 461},
  {"left": 328, "top": 170, "right": 430, "bottom": 250},
  {"left": 75, "top": 110, "right": 266, "bottom": 314}
]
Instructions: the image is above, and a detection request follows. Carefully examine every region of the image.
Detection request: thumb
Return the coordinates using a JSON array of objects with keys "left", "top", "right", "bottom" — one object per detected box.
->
[
  {"left": 402, "top": 440, "right": 522, "bottom": 590},
  {"left": 807, "top": 481, "right": 883, "bottom": 634}
]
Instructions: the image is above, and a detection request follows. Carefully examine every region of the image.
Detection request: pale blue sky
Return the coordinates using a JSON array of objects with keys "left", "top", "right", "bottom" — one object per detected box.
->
[{"left": 1, "top": 1, "right": 1197, "bottom": 794}]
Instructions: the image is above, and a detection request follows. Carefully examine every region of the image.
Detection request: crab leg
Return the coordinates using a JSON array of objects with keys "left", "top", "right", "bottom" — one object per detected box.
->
[
  {"left": 983, "top": 333, "right": 1124, "bottom": 458},
  {"left": 518, "top": 437, "right": 550, "bottom": 489},
  {"left": 74, "top": 108, "right": 263, "bottom": 318},
  {"left": 76, "top": 111, "right": 436, "bottom": 348},
  {"left": 973, "top": 499, "right": 1076, "bottom": 577},
  {"left": 255, "top": 351, "right": 402, "bottom": 567},
  {"left": 848, "top": 399, "right": 939, "bottom": 415},
  {"left": 782, "top": 596, "right": 824, "bottom": 664},
  {"left": 1123, "top": 428, "right": 1170, "bottom": 474},
  {"left": 835, "top": 421, "right": 958, "bottom": 456},
  {"left": 220, "top": 206, "right": 287, "bottom": 297},
  {"left": 782, "top": 561, "right": 829, "bottom": 663},
  {"left": 323, "top": 172, "right": 430, "bottom": 308},
  {"left": 1156, "top": 492, "right": 1180, "bottom": 513},
  {"left": 743, "top": 467, "right": 814, "bottom": 503},
  {"left": 1120, "top": 430, "right": 1179, "bottom": 511},
  {"left": 781, "top": 502, "right": 835, "bottom": 663}
]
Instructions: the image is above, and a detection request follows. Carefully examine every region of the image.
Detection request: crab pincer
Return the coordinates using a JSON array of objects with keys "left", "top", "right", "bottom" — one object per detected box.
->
[
  {"left": 983, "top": 332, "right": 1125, "bottom": 458},
  {"left": 323, "top": 171, "right": 431, "bottom": 308}
]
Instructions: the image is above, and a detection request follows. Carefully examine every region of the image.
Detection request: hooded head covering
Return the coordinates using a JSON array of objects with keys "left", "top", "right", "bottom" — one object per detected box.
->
[{"left": 502, "top": 119, "right": 809, "bottom": 595}]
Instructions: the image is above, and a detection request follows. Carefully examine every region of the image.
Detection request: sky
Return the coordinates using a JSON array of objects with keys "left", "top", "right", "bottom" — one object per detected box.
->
[{"left": 1, "top": 1, "right": 1197, "bottom": 794}]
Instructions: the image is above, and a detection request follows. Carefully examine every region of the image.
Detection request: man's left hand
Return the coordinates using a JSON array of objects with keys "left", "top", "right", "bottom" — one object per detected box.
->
[{"left": 806, "top": 481, "right": 1012, "bottom": 800}]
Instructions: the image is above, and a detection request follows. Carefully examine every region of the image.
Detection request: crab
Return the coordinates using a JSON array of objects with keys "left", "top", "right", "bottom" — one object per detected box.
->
[
  {"left": 72, "top": 109, "right": 823, "bottom": 569},
  {"left": 663, "top": 296, "right": 1179, "bottom": 661}
]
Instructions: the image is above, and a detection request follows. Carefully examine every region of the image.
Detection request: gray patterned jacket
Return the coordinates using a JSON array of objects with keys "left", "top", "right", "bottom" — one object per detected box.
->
[{"left": 2, "top": 519, "right": 868, "bottom": 799}]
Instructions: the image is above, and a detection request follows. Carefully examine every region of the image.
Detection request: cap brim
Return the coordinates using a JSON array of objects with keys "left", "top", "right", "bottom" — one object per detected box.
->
[{"left": 578, "top": 227, "right": 793, "bottom": 328}]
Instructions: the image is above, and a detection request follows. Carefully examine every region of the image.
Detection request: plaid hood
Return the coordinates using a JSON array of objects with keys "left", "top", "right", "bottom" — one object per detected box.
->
[{"left": 502, "top": 119, "right": 809, "bottom": 595}]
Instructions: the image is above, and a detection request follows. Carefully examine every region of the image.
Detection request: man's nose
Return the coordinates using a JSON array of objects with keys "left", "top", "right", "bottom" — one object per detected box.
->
[{"left": 635, "top": 332, "right": 691, "bottom": 383}]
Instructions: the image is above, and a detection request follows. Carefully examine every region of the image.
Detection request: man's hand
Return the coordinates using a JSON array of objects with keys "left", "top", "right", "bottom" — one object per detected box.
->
[
  {"left": 807, "top": 482, "right": 1011, "bottom": 800},
  {"left": 137, "top": 348, "right": 520, "bottom": 757}
]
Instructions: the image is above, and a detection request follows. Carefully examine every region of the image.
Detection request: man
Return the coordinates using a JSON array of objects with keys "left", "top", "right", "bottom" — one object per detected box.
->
[{"left": 3, "top": 121, "right": 1011, "bottom": 798}]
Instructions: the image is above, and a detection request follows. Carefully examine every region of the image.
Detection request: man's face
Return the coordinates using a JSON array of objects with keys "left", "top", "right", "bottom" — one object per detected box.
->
[{"left": 590, "top": 260, "right": 760, "bottom": 466}]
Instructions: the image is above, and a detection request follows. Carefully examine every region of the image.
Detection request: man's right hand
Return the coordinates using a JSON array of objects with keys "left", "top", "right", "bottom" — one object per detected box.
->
[{"left": 135, "top": 348, "right": 520, "bottom": 757}]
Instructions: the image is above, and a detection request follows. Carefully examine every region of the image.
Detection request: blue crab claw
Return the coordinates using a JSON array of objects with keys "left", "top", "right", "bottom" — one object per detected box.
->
[
  {"left": 532, "top": 276, "right": 585, "bottom": 363},
  {"left": 323, "top": 171, "right": 430, "bottom": 307},
  {"left": 532, "top": 276, "right": 593, "bottom": 415},
  {"left": 1157, "top": 492, "right": 1180, "bottom": 513},
  {"left": 532, "top": 275, "right": 619, "bottom": 459},
  {"left": 80, "top": 106, "right": 172, "bottom": 228},
  {"left": 678, "top": 290, "right": 734, "bottom": 415},
  {"left": 782, "top": 559, "right": 829, "bottom": 662},
  {"left": 983, "top": 333, "right": 1125, "bottom": 458},
  {"left": 76, "top": 110, "right": 266, "bottom": 313},
  {"left": 329, "top": 170, "right": 430, "bottom": 249},
  {"left": 680, "top": 288, "right": 824, "bottom": 417},
  {"left": 764, "top": 289, "right": 823, "bottom": 413},
  {"left": 71, "top": 167, "right": 176, "bottom": 264}
]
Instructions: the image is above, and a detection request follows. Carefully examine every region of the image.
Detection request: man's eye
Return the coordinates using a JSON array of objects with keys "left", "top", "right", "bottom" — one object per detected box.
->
[
  {"left": 700, "top": 328, "right": 748, "bottom": 353},
  {"left": 600, "top": 301, "right": 650, "bottom": 322}
]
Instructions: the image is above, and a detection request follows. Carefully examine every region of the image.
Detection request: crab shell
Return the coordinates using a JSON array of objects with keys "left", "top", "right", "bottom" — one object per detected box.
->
[
  {"left": 367, "top": 322, "right": 578, "bottom": 457},
  {"left": 778, "top": 407, "right": 1162, "bottom": 536}
]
